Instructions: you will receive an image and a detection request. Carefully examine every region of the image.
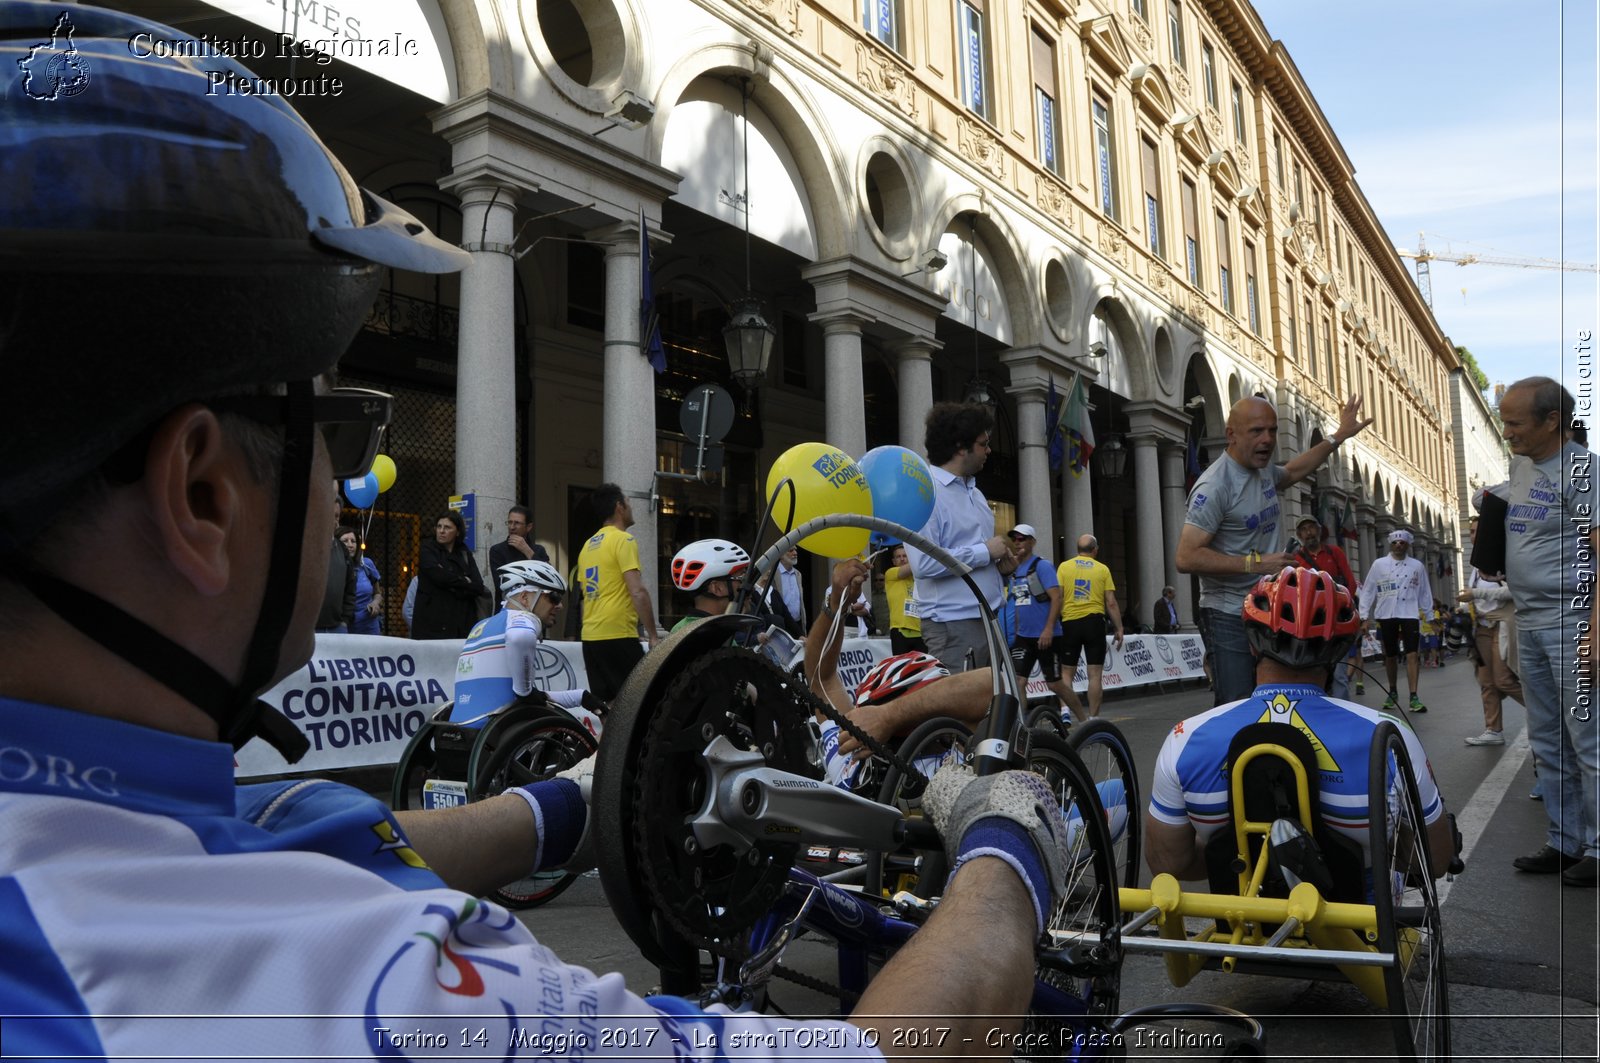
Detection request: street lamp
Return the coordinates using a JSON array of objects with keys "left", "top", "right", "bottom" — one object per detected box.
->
[
  {"left": 721, "top": 77, "right": 775, "bottom": 410},
  {"left": 1094, "top": 433, "right": 1129, "bottom": 480}
]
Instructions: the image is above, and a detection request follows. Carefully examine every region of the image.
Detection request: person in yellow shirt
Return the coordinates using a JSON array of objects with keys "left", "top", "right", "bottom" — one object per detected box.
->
[
  {"left": 1055, "top": 535, "right": 1125, "bottom": 718},
  {"left": 578, "top": 483, "right": 660, "bottom": 700},
  {"left": 883, "top": 544, "right": 926, "bottom": 654}
]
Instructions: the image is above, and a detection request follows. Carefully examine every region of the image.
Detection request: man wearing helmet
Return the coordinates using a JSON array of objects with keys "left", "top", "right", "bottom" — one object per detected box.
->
[
  {"left": 1357, "top": 528, "right": 1435, "bottom": 713},
  {"left": 1144, "top": 568, "right": 1455, "bottom": 887},
  {"left": 454, "top": 560, "right": 606, "bottom": 735},
  {"left": 668, "top": 538, "right": 750, "bottom": 631},
  {"left": 0, "top": 9, "right": 1072, "bottom": 1057}
]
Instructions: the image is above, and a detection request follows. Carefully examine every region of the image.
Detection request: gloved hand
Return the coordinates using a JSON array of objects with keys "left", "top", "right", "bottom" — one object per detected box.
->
[
  {"left": 514, "top": 688, "right": 551, "bottom": 709},
  {"left": 580, "top": 690, "right": 608, "bottom": 717},
  {"left": 923, "top": 763, "right": 1071, "bottom": 934}
]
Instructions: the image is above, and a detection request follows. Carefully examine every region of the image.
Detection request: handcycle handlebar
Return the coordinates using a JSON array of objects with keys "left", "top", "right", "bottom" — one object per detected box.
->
[{"left": 750, "top": 513, "right": 1024, "bottom": 777}]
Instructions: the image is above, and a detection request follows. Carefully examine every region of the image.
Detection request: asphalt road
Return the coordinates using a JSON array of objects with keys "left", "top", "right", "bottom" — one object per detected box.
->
[{"left": 510, "top": 653, "right": 1598, "bottom": 1061}]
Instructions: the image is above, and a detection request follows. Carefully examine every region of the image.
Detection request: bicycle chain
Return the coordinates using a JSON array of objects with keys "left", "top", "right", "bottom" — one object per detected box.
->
[
  {"left": 772, "top": 962, "right": 857, "bottom": 1008},
  {"left": 789, "top": 668, "right": 941, "bottom": 797}
]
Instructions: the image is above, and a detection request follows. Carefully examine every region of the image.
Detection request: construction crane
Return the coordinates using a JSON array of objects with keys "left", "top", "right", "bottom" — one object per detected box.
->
[{"left": 1396, "top": 231, "right": 1598, "bottom": 307}]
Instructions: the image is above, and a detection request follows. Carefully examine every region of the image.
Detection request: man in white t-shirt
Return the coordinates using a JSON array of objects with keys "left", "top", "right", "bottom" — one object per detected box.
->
[{"left": 1357, "top": 529, "right": 1434, "bottom": 713}]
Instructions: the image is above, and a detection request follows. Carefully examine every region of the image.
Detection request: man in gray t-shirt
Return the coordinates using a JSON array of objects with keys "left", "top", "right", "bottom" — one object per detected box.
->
[
  {"left": 1177, "top": 395, "right": 1373, "bottom": 705},
  {"left": 1496, "top": 377, "right": 1600, "bottom": 885}
]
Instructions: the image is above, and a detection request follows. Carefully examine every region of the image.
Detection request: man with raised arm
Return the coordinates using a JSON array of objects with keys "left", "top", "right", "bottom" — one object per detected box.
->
[{"left": 1177, "top": 395, "right": 1373, "bottom": 705}]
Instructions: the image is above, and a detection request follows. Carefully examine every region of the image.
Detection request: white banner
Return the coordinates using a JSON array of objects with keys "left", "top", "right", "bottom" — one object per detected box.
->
[{"left": 238, "top": 632, "right": 1208, "bottom": 777}]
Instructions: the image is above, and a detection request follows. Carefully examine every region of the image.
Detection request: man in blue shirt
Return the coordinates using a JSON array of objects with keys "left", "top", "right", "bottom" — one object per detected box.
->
[
  {"left": 907, "top": 403, "right": 1017, "bottom": 671},
  {"left": 1006, "top": 523, "right": 1075, "bottom": 717}
]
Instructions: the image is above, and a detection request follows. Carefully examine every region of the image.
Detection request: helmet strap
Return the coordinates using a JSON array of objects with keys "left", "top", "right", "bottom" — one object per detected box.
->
[{"left": 0, "top": 382, "right": 318, "bottom": 763}]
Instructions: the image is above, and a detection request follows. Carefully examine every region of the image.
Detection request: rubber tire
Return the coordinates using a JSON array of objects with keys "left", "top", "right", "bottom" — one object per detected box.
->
[
  {"left": 1369, "top": 722, "right": 1450, "bottom": 1062},
  {"left": 1020, "top": 730, "right": 1124, "bottom": 1049},
  {"left": 472, "top": 714, "right": 598, "bottom": 910},
  {"left": 389, "top": 718, "right": 444, "bottom": 811},
  {"left": 1066, "top": 719, "right": 1143, "bottom": 888}
]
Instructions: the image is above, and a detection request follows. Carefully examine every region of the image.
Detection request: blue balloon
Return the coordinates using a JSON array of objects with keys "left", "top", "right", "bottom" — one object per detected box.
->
[
  {"left": 859, "top": 445, "right": 935, "bottom": 536},
  {"left": 344, "top": 472, "right": 380, "bottom": 509},
  {"left": 870, "top": 531, "right": 902, "bottom": 550}
]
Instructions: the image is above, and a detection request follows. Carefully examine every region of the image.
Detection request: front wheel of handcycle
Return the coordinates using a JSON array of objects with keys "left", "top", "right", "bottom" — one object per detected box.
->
[
  {"left": 1369, "top": 722, "right": 1449, "bottom": 1062},
  {"left": 1066, "top": 719, "right": 1142, "bottom": 889}
]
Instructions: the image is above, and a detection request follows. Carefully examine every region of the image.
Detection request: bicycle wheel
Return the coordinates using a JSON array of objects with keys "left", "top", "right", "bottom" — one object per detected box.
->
[
  {"left": 1066, "top": 719, "right": 1142, "bottom": 889},
  {"left": 1024, "top": 731, "right": 1124, "bottom": 1034},
  {"left": 390, "top": 714, "right": 449, "bottom": 810},
  {"left": 863, "top": 717, "right": 973, "bottom": 899},
  {"left": 472, "top": 715, "right": 598, "bottom": 910},
  {"left": 1369, "top": 722, "right": 1449, "bottom": 1062}
]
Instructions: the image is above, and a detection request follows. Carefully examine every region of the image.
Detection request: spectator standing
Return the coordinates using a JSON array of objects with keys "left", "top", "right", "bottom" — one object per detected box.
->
[
  {"left": 1152, "top": 586, "right": 1181, "bottom": 634},
  {"left": 907, "top": 403, "right": 1017, "bottom": 671},
  {"left": 488, "top": 505, "right": 550, "bottom": 610},
  {"left": 1292, "top": 515, "right": 1357, "bottom": 698},
  {"left": 884, "top": 544, "right": 926, "bottom": 653},
  {"left": 1056, "top": 535, "right": 1125, "bottom": 719},
  {"left": 759, "top": 547, "right": 807, "bottom": 637},
  {"left": 1176, "top": 395, "right": 1373, "bottom": 705},
  {"left": 1357, "top": 529, "right": 1434, "bottom": 713},
  {"left": 316, "top": 498, "right": 355, "bottom": 633},
  {"left": 411, "top": 511, "right": 489, "bottom": 640},
  {"left": 1458, "top": 517, "right": 1522, "bottom": 747},
  {"left": 578, "top": 483, "right": 660, "bottom": 700},
  {"left": 338, "top": 526, "right": 383, "bottom": 635},
  {"left": 1496, "top": 377, "right": 1598, "bottom": 885},
  {"left": 1005, "top": 524, "right": 1074, "bottom": 714}
]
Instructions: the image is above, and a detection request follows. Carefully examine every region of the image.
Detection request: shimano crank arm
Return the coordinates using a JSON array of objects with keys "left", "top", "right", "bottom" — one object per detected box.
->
[{"left": 688, "top": 736, "right": 940, "bottom": 853}]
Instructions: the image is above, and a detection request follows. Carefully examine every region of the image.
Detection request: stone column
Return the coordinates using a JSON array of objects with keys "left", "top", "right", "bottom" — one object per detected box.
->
[
  {"left": 890, "top": 336, "right": 939, "bottom": 457},
  {"left": 455, "top": 183, "right": 520, "bottom": 571},
  {"left": 1355, "top": 504, "right": 1376, "bottom": 577},
  {"left": 1159, "top": 441, "right": 1193, "bottom": 629},
  {"left": 1061, "top": 462, "right": 1093, "bottom": 543},
  {"left": 1011, "top": 384, "right": 1053, "bottom": 552},
  {"left": 596, "top": 218, "right": 663, "bottom": 632},
  {"left": 814, "top": 313, "right": 868, "bottom": 460},
  {"left": 1130, "top": 434, "right": 1164, "bottom": 632}
]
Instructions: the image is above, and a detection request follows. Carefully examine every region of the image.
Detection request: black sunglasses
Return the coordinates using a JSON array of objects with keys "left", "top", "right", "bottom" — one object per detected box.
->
[
  {"left": 544, "top": 592, "right": 564, "bottom": 607},
  {"left": 212, "top": 388, "right": 392, "bottom": 480}
]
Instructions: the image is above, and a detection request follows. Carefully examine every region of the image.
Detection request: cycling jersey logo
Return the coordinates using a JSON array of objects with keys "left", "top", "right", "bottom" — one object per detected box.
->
[
  {"left": 1074, "top": 578, "right": 1091, "bottom": 600},
  {"left": 371, "top": 820, "right": 429, "bottom": 869},
  {"left": 583, "top": 565, "right": 600, "bottom": 599},
  {"left": 1257, "top": 693, "right": 1341, "bottom": 773}
]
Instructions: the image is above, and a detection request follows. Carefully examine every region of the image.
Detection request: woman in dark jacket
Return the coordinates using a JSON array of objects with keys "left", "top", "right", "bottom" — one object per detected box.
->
[{"left": 410, "top": 511, "right": 489, "bottom": 639}]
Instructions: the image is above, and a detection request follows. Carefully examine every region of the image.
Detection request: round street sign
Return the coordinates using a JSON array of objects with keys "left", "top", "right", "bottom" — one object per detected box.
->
[{"left": 680, "top": 383, "right": 736, "bottom": 443}]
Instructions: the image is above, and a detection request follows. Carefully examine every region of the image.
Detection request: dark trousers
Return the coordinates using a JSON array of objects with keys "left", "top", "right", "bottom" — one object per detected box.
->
[{"left": 582, "top": 637, "right": 646, "bottom": 702}]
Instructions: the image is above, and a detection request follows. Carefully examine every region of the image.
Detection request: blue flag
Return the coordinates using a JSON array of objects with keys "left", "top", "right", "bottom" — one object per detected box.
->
[
  {"left": 1046, "top": 378, "right": 1066, "bottom": 472},
  {"left": 639, "top": 207, "right": 666, "bottom": 373}
]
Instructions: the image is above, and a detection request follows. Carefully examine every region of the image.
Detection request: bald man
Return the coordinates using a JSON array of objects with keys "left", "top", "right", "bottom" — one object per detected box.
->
[{"left": 1176, "top": 394, "right": 1373, "bottom": 704}]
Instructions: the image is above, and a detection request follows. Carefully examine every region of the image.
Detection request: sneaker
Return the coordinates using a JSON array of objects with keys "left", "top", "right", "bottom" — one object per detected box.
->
[
  {"left": 1269, "top": 818, "right": 1334, "bottom": 896},
  {"left": 1409, "top": 695, "right": 1428, "bottom": 713},
  {"left": 1382, "top": 694, "right": 1398, "bottom": 711},
  {"left": 1354, "top": 681, "right": 1366, "bottom": 695},
  {"left": 1465, "top": 730, "right": 1504, "bottom": 746}
]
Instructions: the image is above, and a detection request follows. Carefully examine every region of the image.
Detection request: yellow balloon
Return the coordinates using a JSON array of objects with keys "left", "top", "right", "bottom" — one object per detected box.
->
[
  {"left": 371, "top": 454, "right": 397, "bottom": 493},
  {"left": 765, "top": 442, "right": 873, "bottom": 558}
]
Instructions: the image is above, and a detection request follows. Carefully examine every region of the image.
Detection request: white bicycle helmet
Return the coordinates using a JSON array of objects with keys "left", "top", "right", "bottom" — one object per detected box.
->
[
  {"left": 499, "top": 559, "right": 566, "bottom": 604},
  {"left": 671, "top": 539, "right": 751, "bottom": 592}
]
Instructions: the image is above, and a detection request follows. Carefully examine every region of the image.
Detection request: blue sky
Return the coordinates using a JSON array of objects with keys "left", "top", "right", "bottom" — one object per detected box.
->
[{"left": 1250, "top": 0, "right": 1598, "bottom": 405}]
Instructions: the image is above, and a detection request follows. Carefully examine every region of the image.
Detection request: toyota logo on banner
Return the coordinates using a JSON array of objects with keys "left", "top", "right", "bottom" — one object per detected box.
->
[{"left": 533, "top": 644, "right": 576, "bottom": 691}]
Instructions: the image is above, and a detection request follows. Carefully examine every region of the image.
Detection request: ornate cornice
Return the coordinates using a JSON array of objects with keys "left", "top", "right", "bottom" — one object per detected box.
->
[
  {"left": 957, "top": 115, "right": 1007, "bottom": 181},
  {"left": 855, "top": 42, "right": 917, "bottom": 118},
  {"left": 742, "top": 0, "right": 801, "bottom": 37}
]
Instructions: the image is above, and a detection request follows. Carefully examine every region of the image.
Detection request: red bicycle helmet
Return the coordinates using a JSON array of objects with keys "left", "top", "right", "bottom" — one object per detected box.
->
[
  {"left": 853, "top": 652, "right": 950, "bottom": 706},
  {"left": 1242, "top": 566, "right": 1360, "bottom": 669}
]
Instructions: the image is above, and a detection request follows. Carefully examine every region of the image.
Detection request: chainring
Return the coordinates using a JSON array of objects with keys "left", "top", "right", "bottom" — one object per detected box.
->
[{"left": 630, "top": 644, "right": 820, "bottom": 960}]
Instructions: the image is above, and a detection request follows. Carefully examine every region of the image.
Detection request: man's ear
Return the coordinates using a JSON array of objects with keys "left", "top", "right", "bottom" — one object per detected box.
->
[{"left": 141, "top": 406, "right": 244, "bottom": 598}]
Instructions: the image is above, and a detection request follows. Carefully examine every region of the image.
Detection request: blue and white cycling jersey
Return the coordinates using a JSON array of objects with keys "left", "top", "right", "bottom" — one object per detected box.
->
[
  {"left": 455, "top": 608, "right": 601, "bottom": 737},
  {"left": 1148, "top": 683, "right": 1443, "bottom": 866},
  {"left": 0, "top": 697, "right": 881, "bottom": 1062}
]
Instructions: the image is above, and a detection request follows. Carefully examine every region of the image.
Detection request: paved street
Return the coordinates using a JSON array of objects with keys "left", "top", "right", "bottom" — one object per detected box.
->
[{"left": 513, "top": 653, "right": 1597, "bottom": 1060}]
